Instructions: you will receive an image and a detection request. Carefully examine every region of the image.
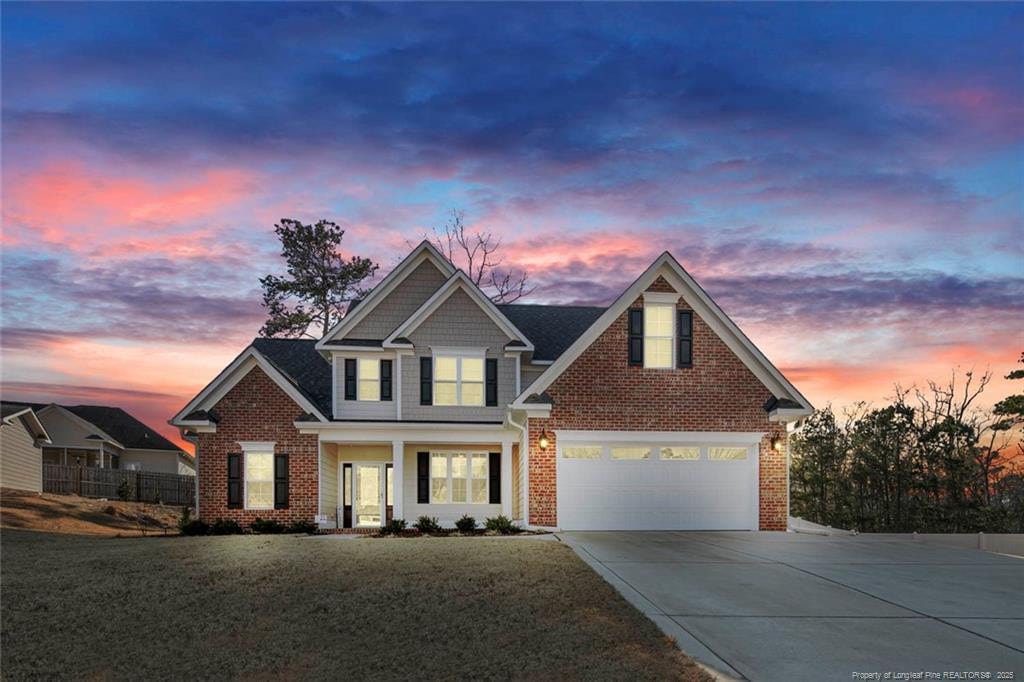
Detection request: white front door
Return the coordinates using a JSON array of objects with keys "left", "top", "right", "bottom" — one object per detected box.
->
[
  {"left": 353, "top": 463, "right": 384, "bottom": 527},
  {"left": 556, "top": 434, "right": 760, "bottom": 531}
]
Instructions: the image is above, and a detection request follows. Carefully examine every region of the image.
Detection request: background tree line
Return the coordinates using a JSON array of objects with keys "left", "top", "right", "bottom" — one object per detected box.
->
[{"left": 791, "top": 355, "right": 1024, "bottom": 533}]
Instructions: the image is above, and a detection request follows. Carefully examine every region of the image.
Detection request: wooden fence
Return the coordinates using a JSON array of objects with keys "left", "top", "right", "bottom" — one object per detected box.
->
[{"left": 43, "top": 464, "right": 195, "bottom": 506}]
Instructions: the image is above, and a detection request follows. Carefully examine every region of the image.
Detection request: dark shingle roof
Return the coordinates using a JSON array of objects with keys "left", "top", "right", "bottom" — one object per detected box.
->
[
  {"left": 251, "top": 338, "right": 332, "bottom": 417},
  {"left": 61, "top": 405, "right": 182, "bottom": 451},
  {"left": 763, "top": 397, "right": 804, "bottom": 412},
  {"left": 1, "top": 402, "right": 39, "bottom": 419},
  {"left": 497, "top": 304, "right": 605, "bottom": 362}
]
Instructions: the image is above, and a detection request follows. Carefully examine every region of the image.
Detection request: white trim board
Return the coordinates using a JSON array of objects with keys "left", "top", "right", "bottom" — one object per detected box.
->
[
  {"left": 170, "top": 347, "right": 328, "bottom": 425},
  {"left": 383, "top": 271, "right": 534, "bottom": 351},
  {"left": 512, "top": 252, "right": 813, "bottom": 418},
  {"left": 317, "top": 241, "right": 455, "bottom": 350},
  {"left": 555, "top": 430, "right": 766, "bottom": 445}
]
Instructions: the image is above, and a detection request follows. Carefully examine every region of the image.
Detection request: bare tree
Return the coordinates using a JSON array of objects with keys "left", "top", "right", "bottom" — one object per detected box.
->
[{"left": 430, "top": 210, "right": 533, "bottom": 303}]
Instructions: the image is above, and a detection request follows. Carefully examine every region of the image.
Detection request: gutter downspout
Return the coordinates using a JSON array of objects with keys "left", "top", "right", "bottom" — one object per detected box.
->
[
  {"left": 506, "top": 410, "right": 528, "bottom": 526},
  {"left": 182, "top": 430, "right": 200, "bottom": 517}
]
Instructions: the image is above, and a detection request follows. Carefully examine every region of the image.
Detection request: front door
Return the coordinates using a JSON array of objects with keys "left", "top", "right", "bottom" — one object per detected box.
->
[{"left": 353, "top": 463, "right": 384, "bottom": 527}]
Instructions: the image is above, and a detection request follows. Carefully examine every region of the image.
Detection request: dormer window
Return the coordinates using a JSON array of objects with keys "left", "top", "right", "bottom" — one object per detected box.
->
[
  {"left": 343, "top": 357, "right": 393, "bottom": 402},
  {"left": 357, "top": 358, "right": 379, "bottom": 401}
]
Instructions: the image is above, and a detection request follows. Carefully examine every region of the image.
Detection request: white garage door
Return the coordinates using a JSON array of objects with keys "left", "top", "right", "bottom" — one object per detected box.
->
[{"left": 556, "top": 432, "right": 761, "bottom": 531}]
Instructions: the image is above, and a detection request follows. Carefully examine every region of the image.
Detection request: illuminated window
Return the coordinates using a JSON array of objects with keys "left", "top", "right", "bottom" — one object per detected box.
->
[
  {"left": 562, "top": 446, "right": 602, "bottom": 460},
  {"left": 661, "top": 447, "right": 700, "bottom": 461},
  {"left": 644, "top": 303, "right": 674, "bottom": 368},
  {"left": 357, "top": 358, "right": 379, "bottom": 401},
  {"left": 430, "top": 452, "right": 489, "bottom": 504},
  {"left": 434, "top": 355, "right": 484, "bottom": 406},
  {"left": 245, "top": 452, "right": 274, "bottom": 509},
  {"left": 709, "top": 447, "right": 748, "bottom": 461},
  {"left": 611, "top": 447, "right": 651, "bottom": 460}
]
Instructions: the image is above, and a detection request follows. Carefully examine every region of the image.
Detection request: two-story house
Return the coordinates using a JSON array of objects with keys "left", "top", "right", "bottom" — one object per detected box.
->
[{"left": 171, "top": 241, "right": 812, "bottom": 531}]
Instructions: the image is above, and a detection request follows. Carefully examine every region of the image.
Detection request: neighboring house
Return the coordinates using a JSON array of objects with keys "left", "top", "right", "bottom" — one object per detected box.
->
[
  {"left": 21, "top": 403, "right": 195, "bottom": 475},
  {"left": 171, "top": 241, "right": 812, "bottom": 531},
  {"left": 0, "top": 403, "right": 51, "bottom": 492}
]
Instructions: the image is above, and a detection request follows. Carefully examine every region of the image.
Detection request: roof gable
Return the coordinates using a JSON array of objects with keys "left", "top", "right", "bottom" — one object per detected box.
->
[
  {"left": 317, "top": 241, "right": 455, "bottom": 351},
  {"left": 512, "top": 252, "right": 813, "bottom": 414},
  {"left": 171, "top": 344, "right": 329, "bottom": 426},
  {"left": 62, "top": 405, "right": 182, "bottom": 451},
  {"left": 383, "top": 271, "right": 534, "bottom": 350}
]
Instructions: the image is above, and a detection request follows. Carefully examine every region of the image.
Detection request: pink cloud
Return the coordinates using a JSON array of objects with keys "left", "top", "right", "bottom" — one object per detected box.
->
[{"left": 2, "top": 162, "right": 261, "bottom": 254}]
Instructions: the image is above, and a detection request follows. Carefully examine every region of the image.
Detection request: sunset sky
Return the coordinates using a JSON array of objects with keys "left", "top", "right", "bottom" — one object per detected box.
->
[{"left": 2, "top": 3, "right": 1022, "bottom": 451}]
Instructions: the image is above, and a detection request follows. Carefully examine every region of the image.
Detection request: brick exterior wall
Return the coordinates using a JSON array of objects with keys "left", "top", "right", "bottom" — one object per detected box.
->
[
  {"left": 196, "top": 366, "right": 319, "bottom": 527},
  {"left": 528, "top": 277, "right": 788, "bottom": 530}
]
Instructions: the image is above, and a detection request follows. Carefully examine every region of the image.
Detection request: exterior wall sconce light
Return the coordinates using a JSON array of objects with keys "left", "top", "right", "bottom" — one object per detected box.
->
[
  {"left": 538, "top": 430, "right": 550, "bottom": 451},
  {"left": 771, "top": 435, "right": 784, "bottom": 452}
]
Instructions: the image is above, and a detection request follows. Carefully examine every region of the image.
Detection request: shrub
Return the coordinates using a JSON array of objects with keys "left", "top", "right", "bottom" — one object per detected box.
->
[
  {"left": 381, "top": 518, "right": 408, "bottom": 535},
  {"left": 250, "top": 518, "right": 286, "bottom": 534},
  {"left": 455, "top": 515, "right": 477, "bottom": 532},
  {"left": 103, "top": 505, "right": 118, "bottom": 516},
  {"left": 286, "top": 520, "right": 318, "bottom": 534},
  {"left": 414, "top": 516, "right": 441, "bottom": 534},
  {"left": 177, "top": 506, "right": 192, "bottom": 530},
  {"left": 210, "top": 518, "right": 243, "bottom": 535},
  {"left": 180, "top": 520, "right": 210, "bottom": 536},
  {"left": 484, "top": 515, "right": 521, "bottom": 535},
  {"left": 117, "top": 478, "right": 133, "bottom": 502}
]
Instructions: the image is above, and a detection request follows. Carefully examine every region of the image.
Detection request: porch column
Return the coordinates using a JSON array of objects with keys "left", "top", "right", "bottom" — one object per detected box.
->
[
  {"left": 501, "top": 440, "right": 513, "bottom": 517},
  {"left": 391, "top": 440, "right": 404, "bottom": 521}
]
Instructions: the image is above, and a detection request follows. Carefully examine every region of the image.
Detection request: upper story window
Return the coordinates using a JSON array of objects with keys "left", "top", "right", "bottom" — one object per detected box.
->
[
  {"left": 343, "top": 357, "right": 393, "bottom": 402},
  {"left": 357, "top": 358, "right": 379, "bottom": 401},
  {"left": 643, "top": 303, "right": 674, "bottom": 368},
  {"left": 434, "top": 355, "right": 484, "bottom": 406}
]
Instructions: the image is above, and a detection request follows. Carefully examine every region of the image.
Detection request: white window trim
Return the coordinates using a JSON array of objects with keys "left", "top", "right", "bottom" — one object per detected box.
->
[
  {"left": 357, "top": 357, "right": 381, "bottom": 402},
  {"left": 432, "top": 350, "right": 486, "bottom": 407},
  {"left": 240, "top": 442, "right": 276, "bottom": 511},
  {"left": 430, "top": 451, "right": 490, "bottom": 505},
  {"left": 643, "top": 300, "right": 676, "bottom": 369}
]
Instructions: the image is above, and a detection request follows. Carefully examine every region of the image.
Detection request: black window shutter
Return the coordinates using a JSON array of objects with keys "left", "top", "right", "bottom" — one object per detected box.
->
[
  {"left": 677, "top": 311, "right": 693, "bottom": 368},
  {"left": 274, "top": 454, "right": 289, "bottom": 509},
  {"left": 489, "top": 452, "right": 501, "bottom": 504},
  {"left": 420, "top": 357, "right": 433, "bottom": 405},
  {"left": 380, "top": 359, "right": 393, "bottom": 401},
  {"left": 227, "top": 454, "right": 241, "bottom": 509},
  {"left": 344, "top": 359, "right": 357, "bottom": 400},
  {"left": 628, "top": 308, "right": 644, "bottom": 365},
  {"left": 417, "top": 452, "right": 430, "bottom": 503},
  {"left": 485, "top": 358, "right": 498, "bottom": 406}
]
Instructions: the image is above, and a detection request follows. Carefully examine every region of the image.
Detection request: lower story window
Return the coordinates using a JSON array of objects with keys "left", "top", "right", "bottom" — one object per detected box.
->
[
  {"left": 430, "top": 452, "right": 489, "bottom": 504},
  {"left": 246, "top": 452, "right": 274, "bottom": 509}
]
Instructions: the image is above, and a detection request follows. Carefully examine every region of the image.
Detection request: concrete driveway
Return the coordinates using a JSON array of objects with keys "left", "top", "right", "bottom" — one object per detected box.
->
[{"left": 559, "top": 531, "right": 1024, "bottom": 681}]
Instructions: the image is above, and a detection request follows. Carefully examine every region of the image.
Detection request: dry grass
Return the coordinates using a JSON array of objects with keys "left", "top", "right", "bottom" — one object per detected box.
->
[
  {"left": 1, "top": 530, "right": 709, "bottom": 681},
  {"left": 0, "top": 489, "right": 182, "bottom": 536}
]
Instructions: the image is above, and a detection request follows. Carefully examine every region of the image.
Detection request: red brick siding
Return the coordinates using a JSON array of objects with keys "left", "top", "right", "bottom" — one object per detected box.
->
[
  {"left": 528, "top": 284, "right": 788, "bottom": 530},
  {"left": 196, "top": 366, "right": 319, "bottom": 527}
]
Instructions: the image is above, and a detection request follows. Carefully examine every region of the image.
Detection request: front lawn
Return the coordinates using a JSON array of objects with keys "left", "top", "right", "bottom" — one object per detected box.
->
[{"left": 1, "top": 530, "right": 707, "bottom": 680}]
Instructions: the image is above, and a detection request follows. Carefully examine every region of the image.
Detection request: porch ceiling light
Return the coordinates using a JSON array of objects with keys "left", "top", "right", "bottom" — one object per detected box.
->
[{"left": 538, "top": 430, "right": 550, "bottom": 451}]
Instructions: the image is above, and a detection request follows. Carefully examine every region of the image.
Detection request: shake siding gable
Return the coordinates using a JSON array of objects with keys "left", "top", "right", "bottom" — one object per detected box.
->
[
  {"left": 345, "top": 260, "right": 448, "bottom": 340},
  {"left": 526, "top": 282, "right": 788, "bottom": 531},
  {"left": 196, "top": 365, "right": 318, "bottom": 526},
  {"left": 401, "top": 288, "right": 517, "bottom": 422}
]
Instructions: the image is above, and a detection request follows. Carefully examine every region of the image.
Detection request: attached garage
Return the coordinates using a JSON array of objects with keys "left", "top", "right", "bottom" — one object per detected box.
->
[{"left": 555, "top": 431, "right": 762, "bottom": 531}]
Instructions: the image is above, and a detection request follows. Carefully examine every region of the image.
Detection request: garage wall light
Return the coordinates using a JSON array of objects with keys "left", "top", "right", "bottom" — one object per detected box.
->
[
  {"left": 771, "top": 435, "right": 784, "bottom": 452},
  {"left": 538, "top": 430, "right": 550, "bottom": 451}
]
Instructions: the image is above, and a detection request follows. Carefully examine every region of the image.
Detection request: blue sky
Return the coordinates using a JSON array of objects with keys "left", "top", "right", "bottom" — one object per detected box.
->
[{"left": 2, "top": 2, "right": 1021, "bottom": 444}]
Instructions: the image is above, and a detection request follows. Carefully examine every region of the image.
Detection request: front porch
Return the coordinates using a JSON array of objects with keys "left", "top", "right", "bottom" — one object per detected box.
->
[{"left": 314, "top": 427, "right": 523, "bottom": 531}]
